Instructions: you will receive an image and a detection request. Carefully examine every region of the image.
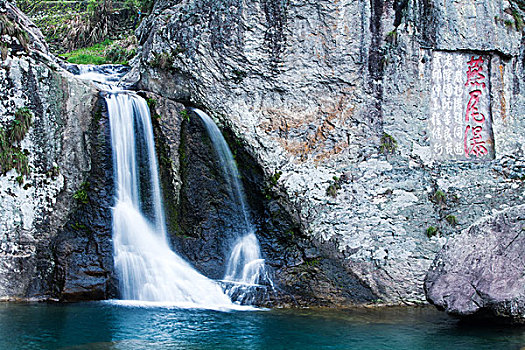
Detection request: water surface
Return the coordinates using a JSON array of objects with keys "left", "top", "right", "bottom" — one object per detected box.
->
[{"left": 1, "top": 303, "right": 524, "bottom": 349}]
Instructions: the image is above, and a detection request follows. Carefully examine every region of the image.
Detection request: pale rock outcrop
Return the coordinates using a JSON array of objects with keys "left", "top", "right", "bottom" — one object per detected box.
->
[{"left": 0, "top": 1, "right": 115, "bottom": 300}]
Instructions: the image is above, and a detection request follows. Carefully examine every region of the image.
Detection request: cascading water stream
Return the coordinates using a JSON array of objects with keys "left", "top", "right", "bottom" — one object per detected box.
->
[
  {"left": 192, "top": 109, "right": 272, "bottom": 301},
  {"left": 76, "top": 65, "right": 238, "bottom": 309}
]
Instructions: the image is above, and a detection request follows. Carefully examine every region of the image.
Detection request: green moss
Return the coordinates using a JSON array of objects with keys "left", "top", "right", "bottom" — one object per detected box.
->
[
  {"left": 93, "top": 108, "right": 103, "bottom": 124},
  {"left": 432, "top": 189, "right": 446, "bottom": 205},
  {"left": 12, "top": 149, "right": 30, "bottom": 176},
  {"left": 60, "top": 39, "right": 112, "bottom": 64},
  {"left": 505, "top": 19, "right": 515, "bottom": 28},
  {"left": 508, "top": 1, "right": 525, "bottom": 31},
  {"left": 304, "top": 258, "right": 321, "bottom": 267},
  {"left": 380, "top": 133, "right": 397, "bottom": 154},
  {"left": 160, "top": 154, "right": 172, "bottom": 167},
  {"left": 71, "top": 222, "right": 87, "bottom": 231},
  {"left": 326, "top": 176, "right": 342, "bottom": 198},
  {"left": 512, "top": 9, "right": 524, "bottom": 30},
  {"left": 385, "top": 30, "right": 398, "bottom": 44},
  {"left": 263, "top": 170, "right": 283, "bottom": 200},
  {"left": 60, "top": 39, "right": 136, "bottom": 65},
  {"left": 146, "top": 97, "right": 157, "bottom": 109},
  {"left": 15, "top": 175, "right": 24, "bottom": 186},
  {"left": 446, "top": 214, "right": 458, "bottom": 226},
  {"left": 426, "top": 226, "right": 438, "bottom": 238},
  {"left": 270, "top": 170, "right": 282, "bottom": 186},
  {"left": 0, "top": 126, "right": 7, "bottom": 152},
  {"left": 145, "top": 98, "right": 161, "bottom": 120},
  {"left": 9, "top": 107, "right": 33, "bottom": 144},
  {"left": 73, "top": 181, "right": 90, "bottom": 204}
]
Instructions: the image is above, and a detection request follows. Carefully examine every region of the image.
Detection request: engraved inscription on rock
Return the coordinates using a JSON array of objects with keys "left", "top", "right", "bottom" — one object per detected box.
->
[{"left": 429, "top": 52, "right": 495, "bottom": 161}]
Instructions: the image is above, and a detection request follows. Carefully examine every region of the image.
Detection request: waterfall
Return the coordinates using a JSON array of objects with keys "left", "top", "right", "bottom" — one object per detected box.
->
[
  {"left": 76, "top": 65, "right": 237, "bottom": 309},
  {"left": 192, "top": 109, "right": 272, "bottom": 301}
]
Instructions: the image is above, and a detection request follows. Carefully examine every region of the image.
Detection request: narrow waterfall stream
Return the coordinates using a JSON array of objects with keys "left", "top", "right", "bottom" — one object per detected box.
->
[
  {"left": 75, "top": 65, "right": 240, "bottom": 309},
  {"left": 192, "top": 109, "right": 273, "bottom": 303}
]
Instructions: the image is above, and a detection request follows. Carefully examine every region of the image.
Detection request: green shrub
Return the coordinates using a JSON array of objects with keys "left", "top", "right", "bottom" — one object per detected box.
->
[
  {"left": 432, "top": 190, "right": 446, "bottom": 205},
  {"left": 15, "top": 175, "right": 24, "bottom": 186},
  {"left": 149, "top": 51, "right": 175, "bottom": 70},
  {"left": 380, "top": 133, "right": 397, "bottom": 154},
  {"left": 0, "top": 107, "right": 32, "bottom": 178},
  {"left": 0, "top": 14, "right": 29, "bottom": 52},
  {"left": 9, "top": 107, "right": 33, "bottom": 144},
  {"left": 270, "top": 170, "right": 282, "bottom": 186},
  {"left": 180, "top": 110, "right": 190, "bottom": 122},
  {"left": 512, "top": 9, "right": 524, "bottom": 30},
  {"left": 326, "top": 176, "right": 342, "bottom": 198}
]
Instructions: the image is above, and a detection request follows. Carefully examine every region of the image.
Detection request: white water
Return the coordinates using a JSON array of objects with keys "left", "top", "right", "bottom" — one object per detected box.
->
[
  {"left": 192, "top": 109, "right": 271, "bottom": 292},
  {"left": 76, "top": 65, "right": 239, "bottom": 309}
]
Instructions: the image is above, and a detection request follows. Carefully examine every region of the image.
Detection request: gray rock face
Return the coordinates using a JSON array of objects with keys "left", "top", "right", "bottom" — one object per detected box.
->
[
  {"left": 425, "top": 205, "right": 525, "bottom": 323},
  {"left": 133, "top": 0, "right": 525, "bottom": 304},
  {"left": 147, "top": 96, "right": 377, "bottom": 306},
  {"left": 0, "top": 2, "right": 115, "bottom": 300}
]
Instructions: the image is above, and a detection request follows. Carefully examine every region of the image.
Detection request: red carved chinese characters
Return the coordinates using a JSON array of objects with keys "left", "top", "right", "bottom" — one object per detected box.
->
[
  {"left": 464, "top": 56, "right": 487, "bottom": 158},
  {"left": 465, "top": 56, "right": 486, "bottom": 89},
  {"left": 464, "top": 90, "right": 485, "bottom": 123},
  {"left": 464, "top": 125, "right": 488, "bottom": 157}
]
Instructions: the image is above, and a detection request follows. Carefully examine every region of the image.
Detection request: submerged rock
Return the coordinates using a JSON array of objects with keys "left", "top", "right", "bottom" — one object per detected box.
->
[{"left": 425, "top": 205, "right": 525, "bottom": 324}]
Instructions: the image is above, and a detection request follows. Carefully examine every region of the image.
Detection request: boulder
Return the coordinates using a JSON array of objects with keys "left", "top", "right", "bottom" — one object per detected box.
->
[{"left": 425, "top": 205, "right": 525, "bottom": 323}]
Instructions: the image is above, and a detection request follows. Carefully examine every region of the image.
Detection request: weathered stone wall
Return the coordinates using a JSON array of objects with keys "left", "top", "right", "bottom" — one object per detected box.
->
[
  {"left": 0, "top": 1, "right": 113, "bottom": 300},
  {"left": 134, "top": 0, "right": 525, "bottom": 304}
]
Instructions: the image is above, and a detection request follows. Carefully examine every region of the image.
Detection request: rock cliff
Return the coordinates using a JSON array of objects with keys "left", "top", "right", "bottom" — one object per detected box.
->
[
  {"left": 133, "top": 0, "right": 525, "bottom": 304},
  {"left": 2, "top": 0, "right": 525, "bottom": 310},
  {"left": 0, "top": 0, "right": 115, "bottom": 300}
]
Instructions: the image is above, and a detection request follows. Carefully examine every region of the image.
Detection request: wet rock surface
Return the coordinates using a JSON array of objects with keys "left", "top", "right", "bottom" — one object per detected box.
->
[
  {"left": 425, "top": 205, "right": 525, "bottom": 324},
  {"left": 52, "top": 99, "right": 117, "bottom": 301}
]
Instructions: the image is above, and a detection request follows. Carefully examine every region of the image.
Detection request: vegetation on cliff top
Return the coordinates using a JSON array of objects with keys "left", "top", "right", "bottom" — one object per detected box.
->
[
  {"left": 60, "top": 36, "right": 137, "bottom": 65},
  {"left": 0, "top": 13, "right": 30, "bottom": 53},
  {"left": 16, "top": 0, "right": 152, "bottom": 60}
]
